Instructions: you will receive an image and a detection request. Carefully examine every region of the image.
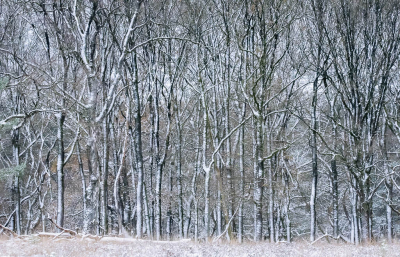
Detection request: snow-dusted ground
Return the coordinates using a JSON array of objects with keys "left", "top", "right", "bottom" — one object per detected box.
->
[{"left": 0, "top": 237, "right": 399, "bottom": 256}]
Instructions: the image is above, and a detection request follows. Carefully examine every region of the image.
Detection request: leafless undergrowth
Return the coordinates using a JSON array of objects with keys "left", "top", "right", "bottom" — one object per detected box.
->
[{"left": 0, "top": 237, "right": 399, "bottom": 257}]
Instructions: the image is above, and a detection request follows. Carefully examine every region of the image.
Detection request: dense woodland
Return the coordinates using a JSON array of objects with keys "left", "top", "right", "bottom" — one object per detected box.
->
[{"left": 1, "top": 0, "right": 400, "bottom": 244}]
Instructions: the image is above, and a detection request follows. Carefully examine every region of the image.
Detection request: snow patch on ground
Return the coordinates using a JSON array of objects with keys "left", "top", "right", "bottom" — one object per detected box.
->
[{"left": 0, "top": 238, "right": 398, "bottom": 256}]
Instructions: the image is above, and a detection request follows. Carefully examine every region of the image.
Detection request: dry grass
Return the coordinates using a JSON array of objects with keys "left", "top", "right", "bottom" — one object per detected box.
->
[{"left": 0, "top": 237, "right": 399, "bottom": 257}]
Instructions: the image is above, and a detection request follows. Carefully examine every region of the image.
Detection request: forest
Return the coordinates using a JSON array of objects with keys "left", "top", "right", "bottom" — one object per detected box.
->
[{"left": 1, "top": 0, "right": 400, "bottom": 245}]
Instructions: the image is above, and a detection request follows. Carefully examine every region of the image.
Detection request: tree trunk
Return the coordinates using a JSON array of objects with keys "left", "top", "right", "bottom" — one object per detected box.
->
[
  {"left": 386, "top": 178, "right": 393, "bottom": 243},
  {"left": 351, "top": 177, "right": 359, "bottom": 245},
  {"left": 310, "top": 75, "right": 318, "bottom": 242},
  {"left": 284, "top": 168, "right": 291, "bottom": 243},
  {"left": 167, "top": 167, "right": 173, "bottom": 240},
  {"left": 132, "top": 51, "right": 144, "bottom": 239},
  {"left": 175, "top": 117, "right": 184, "bottom": 239},
  {"left": 100, "top": 116, "right": 109, "bottom": 235},
  {"left": 188, "top": 105, "right": 201, "bottom": 240},
  {"left": 331, "top": 158, "right": 339, "bottom": 238},
  {"left": 143, "top": 183, "right": 152, "bottom": 237},
  {"left": 212, "top": 87, "right": 222, "bottom": 238},
  {"left": 77, "top": 140, "right": 87, "bottom": 228},
  {"left": 268, "top": 130, "right": 275, "bottom": 243},
  {"left": 83, "top": 139, "right": 98, "bottom": 234},
  {"left": 268, "top": 166, "right": 275, "bottom": 242},
  {"left": 12, "top": 127, "right": 21, "bottom": 235},
  {"left": 382, "top": 117, "right": 392, "bottom": 243},
  {"left": 238, "top": 110, "right": 245, "bottom": 243},
  {"left": 254, "top": 117, "right": 264, "bottom": 241},
  {"left": 203, "top": 114, "right": 210, "bottom": 241},
  {"left": 154, "top": 83, "right": 163, "bottom": 240}
]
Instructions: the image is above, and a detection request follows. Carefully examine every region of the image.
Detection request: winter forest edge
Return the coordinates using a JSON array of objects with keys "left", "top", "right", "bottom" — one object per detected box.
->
[{"left": 1, "top": 0, "right": 400, "bottom": 245}]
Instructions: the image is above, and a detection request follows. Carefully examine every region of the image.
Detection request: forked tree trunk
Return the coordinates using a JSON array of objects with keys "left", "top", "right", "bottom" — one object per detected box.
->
[{"left": 132, "top": 51, "right": 144, "bottom": 239}]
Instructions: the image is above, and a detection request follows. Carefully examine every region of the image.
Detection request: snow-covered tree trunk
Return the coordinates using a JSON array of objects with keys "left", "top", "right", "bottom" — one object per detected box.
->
[
  {"left": 254, "top": 116, "right": 264, "bottom": 241},
  {"left": 238, "top": 107, "right": 245, "bottom": 243},
  {"left": 100, "top": 116, "right": 109, "bottom": 234},
  {"left": 175, "top": 116, "right": 184, "bottom": 239},
  {"left": 310, "top": 75, "right": 318, "bottom": 242},
  {"left": 56, "top": 111, "right": 65, "bottom": 231},
  {"left": 132, "top": 51, "right": 144, "bottom": 239},
  {"left": 12, "top": 125, "right": 21, "bottom": 235},
  {"left": 381, "top": 116, "right": 392, "bottom": 243},
  {"left": 202, "top": 95, "right": 210, "bottom": 241}
]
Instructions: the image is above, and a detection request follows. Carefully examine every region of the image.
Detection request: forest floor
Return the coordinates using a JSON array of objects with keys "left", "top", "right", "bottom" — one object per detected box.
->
[{"left": 0, "top": 237, "right": 399, "bottom": 256}]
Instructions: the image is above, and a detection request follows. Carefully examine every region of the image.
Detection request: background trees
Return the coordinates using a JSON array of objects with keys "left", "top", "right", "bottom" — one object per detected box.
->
[{"left": 1, "top": 0, "right": 400, "bottom": 244}]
